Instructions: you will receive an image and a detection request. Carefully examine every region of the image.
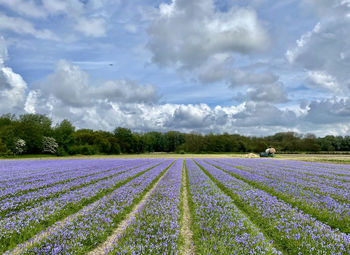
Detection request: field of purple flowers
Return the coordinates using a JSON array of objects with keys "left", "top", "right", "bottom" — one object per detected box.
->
[{"left": 0, "top": 158, "right": 350, "bottom": 254}]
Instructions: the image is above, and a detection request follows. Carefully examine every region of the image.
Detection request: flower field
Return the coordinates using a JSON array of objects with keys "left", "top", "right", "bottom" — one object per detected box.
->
[{"left": 0, "top": 158, "right": 350, "bottom": 254}]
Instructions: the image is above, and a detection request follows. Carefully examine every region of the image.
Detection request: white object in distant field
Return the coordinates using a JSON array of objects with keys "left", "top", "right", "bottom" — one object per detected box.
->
[{"left": 265, "top": 148, "right": 276, "bottom": 154}]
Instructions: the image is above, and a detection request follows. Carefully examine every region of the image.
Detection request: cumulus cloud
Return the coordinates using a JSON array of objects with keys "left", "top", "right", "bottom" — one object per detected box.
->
[
  {"left": 27, "top": 59, "right": 159, "bottom": 111},
  {"left": 287, "top": 3, "right": 350, "bottom": 94},
  {"left": 18, "top": 58, "right": 350, "bottom": 136},
  {"left": 236, "top": 82, "right": 288, "bottom": 103},
  {"left": 232, "top": 101, "right": 297, "bottom": 127},
  {"left": 307, "top": 70, "right": 342, "bottom": 93},
  {"left": 21, "top": 60, "right": 299, "bottom": 134},
  {"left": 146, "top": 0, "right": 288, "bottom": 103},
  {"left": 165, "top": 104, "right": 227, "bottom": 129},
  {"left": 197, "top": 54, "right": 278, "bottom": 86},
  {"left": 303, "top": 98, "right": 350, "bottom": 124},
  {"left": 147, "top": 0, "right": 270, "bottom": 69},
  {"left": 0, "top": 37, "right": 28, "bottom": 114},
  {"left": 74, "top": 17, "right": 106, "bottom": 37}
]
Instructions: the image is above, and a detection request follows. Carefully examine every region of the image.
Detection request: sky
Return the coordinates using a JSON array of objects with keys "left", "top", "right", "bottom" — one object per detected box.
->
[{"left": 0, "top": 0, "right": 350, "bottom": 136}]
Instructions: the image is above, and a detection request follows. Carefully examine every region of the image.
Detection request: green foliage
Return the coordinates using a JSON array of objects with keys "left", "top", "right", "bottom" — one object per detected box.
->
[
  {"left": 0, "top": 138, "right": 12, "bottom": 156},
  {"left": 56, "top": 146, "right": 67, "bottom": 156},
  {"left": 114, "top": 127, "right": 133, "bottom": 153},
  {"left": 54, "top": 119, "right": 75, "bottom": 151},
  {"left": 68, "top": 145, "right": 96, "bottom": 155},
  {"left": 42, "top": 136, "right": 58, "bottom": 154},
  {"left": 1, "top": 113, "right": 350, "bottom": 156},
  {"left": 15, "top": 114, "right": 53, "bottom": 154}
]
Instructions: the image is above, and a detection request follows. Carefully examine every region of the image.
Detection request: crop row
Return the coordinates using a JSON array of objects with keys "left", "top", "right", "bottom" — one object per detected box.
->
[
  {"left": 2, "top": 158, "right": 350, "bottom": 254},
  {"left": 0, "top": 161, "right": 151, "bottom": 219},
  {"left": 0, "top": 159, "right": 163, "bottom": 252},
  {"left": 17, "top": 160, "right": 174, "bottom": 254},
  {"left": 0, "top": 159, "right": 145, "bottom": 198},
  {"left": 186, "top": 159, "right": 280, "bottom": 254},
  {"left": 209, "top": 159, "right": 350, "bottom": 233},
  {"left": 109, "top": 159, "right": 183, "bottom": 254},
  {"left": 195, "top": 159, "right": 350, "bottom": 254}
]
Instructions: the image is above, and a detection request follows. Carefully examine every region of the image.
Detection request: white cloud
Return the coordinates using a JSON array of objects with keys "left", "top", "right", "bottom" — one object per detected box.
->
[
  {"left": 198, "top": 54, "right": 278, "bottom": 86},
  {"left": 29, "top": 59, "right": 159, "bottom": 109},
  {"left": 75, "top": 17, "right": 106, "bottom": 37},
  {"left": 236, "top": 82, "right": 288, "bottom": 103},
  {"left": 307, "top": 71, "right": 342, "bottom": 93},
  {"left": 147, "top": 0, "right": 270, "bottom": 69},
  {"left": 18, "top": 59, "right": 350, "bottom": 136},
  {"left": 0, "top": 0, "right": 107, "bottom": 38},
  {"left": 303, "top": 97, "right": 350, "bottom": 124},
  {"left": 0, "top": 13, "right": 57, "bottom": 40},
  {"left": 21, "top": 59, "right": 300, "bottom": 134},
  {"left": 287, "top": 18, "right": 350, "bottom": 94},
  {"left": 0, "top": 37, "right": 28, "bottom": 114}
]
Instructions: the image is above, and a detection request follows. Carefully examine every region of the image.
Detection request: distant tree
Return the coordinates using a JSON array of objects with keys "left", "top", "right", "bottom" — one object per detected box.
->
[
  {"left": 42, "top": 136, "right": 59, "bottom": 154},
  {"left": 301, "top": 133, "right": 321, "bottom": 152},
  {"left": 15, "top": 114, "right": 53, "bottom": 153},
  {"left": 107, "top": 137, "right": 121, "bottom": 154},
  {"left": 15, "top": 138, "right": 26, "bottom": 155},
  {"left": 114, "top": 127, "right": 134, "bottom": 153},
  {"left": 0, "top": 138, "right": 12, "bottom": 156},
  {"left": 0, "top": 115, "right": 17, "bottom": 152},
  {"left": 184, "top": 133, "right": 204, "bottom": 153},
  {"left": 54, "top": 119, "right": 75, "bottom": 152}
]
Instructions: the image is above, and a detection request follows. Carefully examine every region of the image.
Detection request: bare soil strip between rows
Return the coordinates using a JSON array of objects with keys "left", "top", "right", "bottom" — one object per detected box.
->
[
  {"left": 6, "top": 162, "right": 163, "bottom": 255},
  {"left": 87, "top": 160, "right": 175, "bottom": 255},
  {"left": 179, "top": 160, "right": 196, "bottom": 255}
]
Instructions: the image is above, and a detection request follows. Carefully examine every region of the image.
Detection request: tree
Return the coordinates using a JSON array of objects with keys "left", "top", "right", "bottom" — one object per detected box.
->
[
  {"left": 15, "top": 139, "right": 26, "bottom": 155},
  {"left": 0, "top": 138, "right": 12, "bottom": 156},
  {"left": 15, "top": 114, "right": 53, "bottom": 153},
  {"left": 54, "top": 119, "right": 75, "bottom": 152},
  {"left": 301, "top": 133, "right": 321, "bottom": 152},
  {"left": 114, "top": 127, "right": 134, "bottom": 153},
  {"left": 184, "top": 133, "right": 204, "bottom": 153},
  {"left": 42, "top": 136, "right": 59, "bottom": 154}
]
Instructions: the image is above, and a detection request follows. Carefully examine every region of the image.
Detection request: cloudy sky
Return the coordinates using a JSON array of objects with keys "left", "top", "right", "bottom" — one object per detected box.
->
[{"left": 0, "top": 0, "right": 349, "bottom": 136}]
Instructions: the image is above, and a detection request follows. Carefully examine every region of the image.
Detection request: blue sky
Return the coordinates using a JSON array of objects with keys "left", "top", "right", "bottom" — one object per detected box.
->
[{"left": 0, "top": 0, "right": 350, "bottom": 136}]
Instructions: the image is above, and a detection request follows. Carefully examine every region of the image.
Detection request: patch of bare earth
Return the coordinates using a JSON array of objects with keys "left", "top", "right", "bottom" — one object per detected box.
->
[
  {"left": 179, "top": 163, "right": 196, "bottom": 255},
  {"left": 87, "top": 166, "right": 171, "bottom": 255}
]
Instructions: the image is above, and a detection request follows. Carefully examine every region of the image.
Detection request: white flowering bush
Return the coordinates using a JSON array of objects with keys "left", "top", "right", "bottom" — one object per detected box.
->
[
  {"left": 42, "top": 136, "right": 59, "bottom": 154},
  {"left": 15, "top": 139, "right": 26, "bottom": 155}
]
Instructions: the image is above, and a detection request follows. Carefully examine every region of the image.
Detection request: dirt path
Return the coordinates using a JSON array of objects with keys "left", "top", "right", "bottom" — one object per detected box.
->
[
  {"left": 179, "top": 162, "right": 196, "bottom": 255},
  {"left": 87, "top": 165, "right": 171, "bottom": 255}
]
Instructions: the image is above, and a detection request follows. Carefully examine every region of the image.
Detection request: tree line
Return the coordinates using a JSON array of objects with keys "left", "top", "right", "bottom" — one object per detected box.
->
[{"left": 0, "top": 113, "right": 350, "bottom": 156}]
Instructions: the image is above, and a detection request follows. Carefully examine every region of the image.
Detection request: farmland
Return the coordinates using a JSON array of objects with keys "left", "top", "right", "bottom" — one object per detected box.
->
[{"left": 1, "top": 158, "right": 350, "bottom": 254}]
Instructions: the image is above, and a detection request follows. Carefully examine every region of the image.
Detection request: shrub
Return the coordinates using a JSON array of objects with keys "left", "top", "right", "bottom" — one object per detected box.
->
[
  {"left": 42, "top": 136, "right": 59, "bottom": 154},
  {"left": 14, "top": 138, "right": 26, "bottom": 155}
]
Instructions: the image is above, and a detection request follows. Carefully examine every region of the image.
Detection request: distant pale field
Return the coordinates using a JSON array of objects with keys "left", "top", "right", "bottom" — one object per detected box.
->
[{"left": 3, "top": 152, "right": 350, "bottom": 163}]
